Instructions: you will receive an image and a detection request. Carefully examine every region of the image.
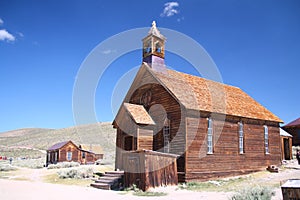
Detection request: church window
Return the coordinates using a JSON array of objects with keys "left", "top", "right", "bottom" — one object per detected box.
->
[
  {"left": 163, "top": 118, "right": 170, "bottom": 153},
  {"left": 207, "top": 118, "right": 213, "bottom": 154},
  {"left": 238, "top": 122, "right": 244, "bottom": 154},
  {"left": 264, "top": 125, "right": 269, "bottom": 154}
]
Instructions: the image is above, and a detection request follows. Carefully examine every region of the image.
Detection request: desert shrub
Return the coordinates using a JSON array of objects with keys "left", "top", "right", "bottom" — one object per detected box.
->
[
  {"left": 47, "top": 161, "right": 80, "bottom": 169},
  {"left": 57, "top": 166, "right": 94, "bottom": 179},
  {"left": 230, "top": 185, "right": 275, "bottom": 200},
  {"left": 11, "top": 158, "right": 45, "bottom": 169},
  {"left": 0, "top": 164, "right": 17, "bottom": 171}
]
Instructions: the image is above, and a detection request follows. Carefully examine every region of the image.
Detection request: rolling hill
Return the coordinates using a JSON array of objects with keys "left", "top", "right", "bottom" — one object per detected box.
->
[{"left": 0, "top": 122, "right": 116, "bottom": 164}]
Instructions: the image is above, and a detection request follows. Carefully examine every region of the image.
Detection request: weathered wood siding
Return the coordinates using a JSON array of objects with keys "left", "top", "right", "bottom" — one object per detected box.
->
[
  {"left": 123, "top": 150, "right": 178, "bottom": 191},
  {"left": 185, "top": 115, "right": 281, "bottom": 181},
  {"left": 121, "top": 70, "right": 186, "bottom": 174},
  {"left": 59, "top": 143, "right": 80, "bottom": 163},
  {"left": 280, "top": 136, "right": 293, "bottom": 160},
  {"left": 114, "top": 104, "right": 139, "bottom": 170},
  {"left": 138, "top": 128, "right": 153, "bottom": 150}
]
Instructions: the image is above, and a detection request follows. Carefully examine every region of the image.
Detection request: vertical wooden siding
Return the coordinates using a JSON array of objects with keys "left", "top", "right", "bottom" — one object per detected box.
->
[
  {"left": 123, "top": 150, "right": 178, "bottom": 191},
  {"left": 127, "top": 71, "right": 186, "bottom": 174},
  {"left": 185, "top": 115, "right": 281, "bottom": 181}
]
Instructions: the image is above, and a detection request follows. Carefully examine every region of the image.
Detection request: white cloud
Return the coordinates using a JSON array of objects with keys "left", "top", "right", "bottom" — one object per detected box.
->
[
  {"left": 0, "top": 29, "right": 15, "bottom": 42},
  {"left": 160, "top": 2, "right": 179, "bottom": 17},
  {"left": 0, "top": 18, "right": 3, "bottom": 25}
]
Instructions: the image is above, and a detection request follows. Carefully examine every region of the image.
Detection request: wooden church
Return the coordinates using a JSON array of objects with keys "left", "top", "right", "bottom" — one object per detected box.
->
[{"left": 112, "top": 22, "right": 283, "bottom": 188}]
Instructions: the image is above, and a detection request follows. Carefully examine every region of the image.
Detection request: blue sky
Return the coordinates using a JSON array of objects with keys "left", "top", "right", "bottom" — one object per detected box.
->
[{"left": 0, "top": 0, "right": 299, "bottom": 132}]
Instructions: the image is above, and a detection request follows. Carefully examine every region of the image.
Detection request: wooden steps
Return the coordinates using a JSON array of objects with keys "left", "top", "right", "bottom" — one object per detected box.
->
[{"left": 90, "top": 171, "right": 124, "bottom": 190}]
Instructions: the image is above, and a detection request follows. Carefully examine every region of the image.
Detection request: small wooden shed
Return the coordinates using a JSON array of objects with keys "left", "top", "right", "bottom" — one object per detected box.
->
[
  {"left": 79, "top": 144, "right": 104, "bottom": 164},
  {"left": 123, "top": 150, "right": 178, "bottom": 191},
  {"left": 280, "top": 128, "right": 293, "bottom": 160}
]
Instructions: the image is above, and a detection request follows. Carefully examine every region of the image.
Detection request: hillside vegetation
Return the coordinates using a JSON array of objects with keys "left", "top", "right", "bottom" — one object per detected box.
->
[{"left": 0, "top": 122, "right": 116, "bottom": 164}]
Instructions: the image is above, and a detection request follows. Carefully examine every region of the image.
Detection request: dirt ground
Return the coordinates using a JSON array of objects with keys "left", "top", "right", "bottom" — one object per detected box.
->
[{"left": 0, "top": 160, "right": 300, "bottom": 200}]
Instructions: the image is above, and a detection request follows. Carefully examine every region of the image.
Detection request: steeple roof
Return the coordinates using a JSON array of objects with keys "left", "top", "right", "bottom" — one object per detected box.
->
[{"left": 146, "top": 21, "right": 166, "bottom": 40}]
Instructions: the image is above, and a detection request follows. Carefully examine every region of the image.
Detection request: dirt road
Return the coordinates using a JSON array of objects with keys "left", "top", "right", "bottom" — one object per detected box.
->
[
  {"left": 0, "top": 178, "right": 234, "bottom": 200},
  {"left": 0, "top": 160, "right": 299, "bottom": 200}
]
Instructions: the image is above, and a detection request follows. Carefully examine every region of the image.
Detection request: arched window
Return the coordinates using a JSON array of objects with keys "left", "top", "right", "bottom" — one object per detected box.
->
[
  {"left": 155, "top": 42, "right": 162, "bottom": 53},
  {"left": 144, "top": 40, "right": 152, "bottom": 53}
]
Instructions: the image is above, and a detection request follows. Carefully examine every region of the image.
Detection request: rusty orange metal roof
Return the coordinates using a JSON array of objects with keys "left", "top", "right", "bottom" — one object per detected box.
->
[
  {"left": 150, "top": 67, "right": 282, "bottom": 123},
  {"left": 124, "top": 103, "right": 156, "bottom": 125}
]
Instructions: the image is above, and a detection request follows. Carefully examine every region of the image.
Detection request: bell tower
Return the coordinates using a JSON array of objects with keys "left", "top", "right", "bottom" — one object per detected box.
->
[{"left": 142, "top": 21, "right": 166, "bottom": 72}]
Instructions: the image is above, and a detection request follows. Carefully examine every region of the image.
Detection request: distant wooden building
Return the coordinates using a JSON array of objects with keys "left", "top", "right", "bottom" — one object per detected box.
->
[
  {"left": 280, "top": 128, "right": 293, "bottom": 160},
  {"left": 282, "top": 117, "right": 300, "bottom": 146},
  {"left": 113, "top": 22, "right": 283, "bottom": 189},
  {"left": 79, "top": 144, "right": 104, "bottom": 164},
  {"left": 46, "top": 140, "right": 103, "bottom": 165}
]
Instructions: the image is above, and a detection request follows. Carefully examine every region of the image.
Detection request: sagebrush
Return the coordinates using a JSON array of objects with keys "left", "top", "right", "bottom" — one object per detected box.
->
[
  {"left": 47, "top": 161, "right": 80, "bottom": 169},
  {"left": 0, "top": 164, "right": 17, "bottom": 171},
  {"left": 230, "top": 185, "right": 275, "bottom": 200},
  {"left": 57, "top": 167, "right": 94, "bottom": 179}
]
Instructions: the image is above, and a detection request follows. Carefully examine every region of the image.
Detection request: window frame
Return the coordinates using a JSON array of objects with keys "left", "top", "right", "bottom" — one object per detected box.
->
[
  {"left": 264, "top": 125, "right": 269, "bottom": 154},
  {"left": 66, "top": 151, "right": 72, "bottom": 161},
  {"left": 207, "top": 118, "right": 213, "bottom": 154},
  {"left": 163, "top": 118, "right": 170, "bottom": 153},
  {"left": 238, "top": 121, "right": 244, "bottom": 154},
  {"left": 55, "top": 151, "right": 58, "bottom": 161}
]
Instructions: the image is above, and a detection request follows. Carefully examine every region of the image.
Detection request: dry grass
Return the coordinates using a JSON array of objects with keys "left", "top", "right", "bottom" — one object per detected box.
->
[{"left": 43, "top": 173, "right": 94, "bottom": 186}]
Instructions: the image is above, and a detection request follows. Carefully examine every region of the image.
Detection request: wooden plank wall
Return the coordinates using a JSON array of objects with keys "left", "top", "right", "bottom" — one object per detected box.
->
[
  {"left": 58, "top": 143, "right": 81, "bottom": 163},
  {"left": 185, "top": 115, "right": 281, "bottom": 181},
  {"left": 123, "top": 151, "right": 178, "bottom": 191},
  {"left": 138, "top": 128, "right": 153, "bottom": 150},
  {"left": 128, "top": 76, "right": 186, "bottom": 173},
  {"left": 114, "top": 105, "right": 139, "bottom": 170},
  {"left": 145, "top": 152, "right": 178, "bottom": 191}
]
